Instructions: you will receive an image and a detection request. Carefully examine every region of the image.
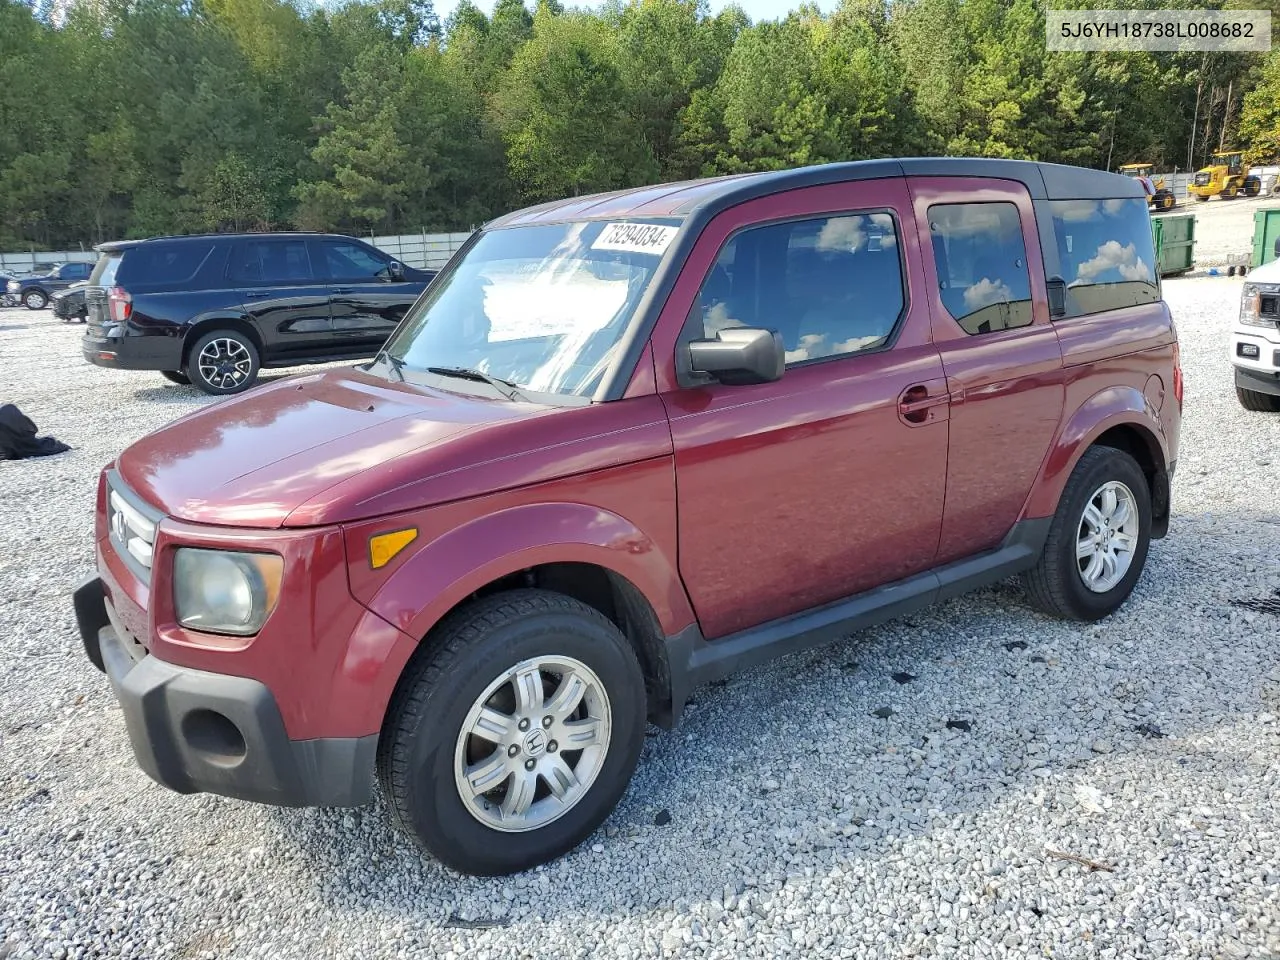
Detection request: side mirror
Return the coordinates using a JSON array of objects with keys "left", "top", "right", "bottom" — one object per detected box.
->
[
  {"left": 1046, "top": 276, "right": 1067, "bottom": 320},
  {"left": 688, "top": 327, "right": 784, "bottom": 385},
  {"left": 387, "top": 261, "right": 405, "bottom": 281}
]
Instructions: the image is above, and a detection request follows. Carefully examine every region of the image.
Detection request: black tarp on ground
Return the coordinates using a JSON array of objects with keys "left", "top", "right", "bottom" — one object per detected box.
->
[{"left": 0, "top": 404, "right": 70, "bottom": 459}]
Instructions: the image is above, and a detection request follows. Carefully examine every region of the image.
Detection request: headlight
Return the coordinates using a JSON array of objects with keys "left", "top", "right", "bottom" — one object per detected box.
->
[
  {"left": 1239, "top": 283, "right": 1280, "bottom": 327},
  {"left": 173, "top": 548, "right": 283, "bottom": 636},
  {"left": 5, "top": 281, "right": 18, "bottom": 292}
]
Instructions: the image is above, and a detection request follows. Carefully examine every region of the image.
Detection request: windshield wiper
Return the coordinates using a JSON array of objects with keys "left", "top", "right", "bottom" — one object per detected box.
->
[{"left": 425, "top": 366, "right": 530, "bottom": 402}]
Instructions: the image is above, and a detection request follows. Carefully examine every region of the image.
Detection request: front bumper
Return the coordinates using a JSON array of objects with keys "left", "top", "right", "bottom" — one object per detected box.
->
[
  {"left": 1235, "top": 365, "right": 1280, "bottom": 398},
  {"left": 73, "top": 575, "right": 375, "bottom": 807}
]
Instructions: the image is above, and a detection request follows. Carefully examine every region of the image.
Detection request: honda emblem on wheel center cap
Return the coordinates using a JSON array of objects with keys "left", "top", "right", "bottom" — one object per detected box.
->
[{"left": 523, "top": 729, "right": 547, "bottom": 757}]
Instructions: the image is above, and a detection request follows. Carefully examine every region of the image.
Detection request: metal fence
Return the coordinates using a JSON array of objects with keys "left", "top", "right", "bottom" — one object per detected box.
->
[
  {"left": 0, "top": 231, "right": 475, "bottom": 277},
  {"left": 1156, "top": 165, "right": 1280, "bottom": 198},
  {"left": 370, "top": 232, "right": 474, "bottom": 271}
]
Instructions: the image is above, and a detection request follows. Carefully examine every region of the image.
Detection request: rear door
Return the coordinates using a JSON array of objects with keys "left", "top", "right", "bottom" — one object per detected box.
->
[
  {"left": 227, "top": 238, "right": 332, "bottom": 361},
  {"left": 313, "top": 237, "right": 412, "bottom": 353},
  {"left": 909, "top": 177, "right": 1065, "bottom": 563}
]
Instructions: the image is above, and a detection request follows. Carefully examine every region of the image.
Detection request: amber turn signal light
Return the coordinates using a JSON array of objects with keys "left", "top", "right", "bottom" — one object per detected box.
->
[{"left": 369, "top": 528, "right": 417, "bottom": 569}]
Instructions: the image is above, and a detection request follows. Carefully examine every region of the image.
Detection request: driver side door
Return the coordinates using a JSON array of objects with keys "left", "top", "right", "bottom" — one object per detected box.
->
[
  {"left": 315, "top": 237, "right": 411, "bottom": 354},
  {"left": 653, "top": 180, "right": 950, "bottom": 639}
]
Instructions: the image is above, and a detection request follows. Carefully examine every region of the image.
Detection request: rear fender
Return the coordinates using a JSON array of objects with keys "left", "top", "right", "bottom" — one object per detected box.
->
[
  {"left": 348, "top": 501, "right": 695, "bottom": 645},
  {"left": 1022, "top": 385, "right": 1169, "bottom": 521}
]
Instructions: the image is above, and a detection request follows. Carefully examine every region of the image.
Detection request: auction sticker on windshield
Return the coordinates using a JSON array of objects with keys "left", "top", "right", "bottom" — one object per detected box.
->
[{"left": 592, "top": 223, "right": 679, "bottom": 255}]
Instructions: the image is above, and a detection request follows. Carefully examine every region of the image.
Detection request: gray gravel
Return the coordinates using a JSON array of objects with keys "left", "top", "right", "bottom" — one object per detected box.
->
[{"left": 2, "top": 283, "right": 1279, "bottom": 959}]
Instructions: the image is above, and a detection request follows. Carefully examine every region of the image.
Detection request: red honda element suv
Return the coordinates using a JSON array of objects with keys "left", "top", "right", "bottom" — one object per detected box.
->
[{"left": 75, "top": 159, "right": 1182, "bottom": 875}]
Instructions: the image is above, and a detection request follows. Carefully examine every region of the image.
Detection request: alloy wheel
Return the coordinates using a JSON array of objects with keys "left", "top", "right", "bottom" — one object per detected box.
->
[
  {"left": 197, "top": 337, "right": 253, "bottom": 390},
  {"left": 453, "top": 655, "right": 612, "bottom": 833},
  {"left": 1076, "top": 480, "right": 1139, "bottom": 593}
]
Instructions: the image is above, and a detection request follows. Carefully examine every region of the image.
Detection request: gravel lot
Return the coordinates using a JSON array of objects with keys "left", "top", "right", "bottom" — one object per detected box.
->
[
  {"left": 1153, "top": 193, "right": 1280, "bottom": 266},
  {"left": 1, "top": 282, "right": 1279, "bottom": 960}
]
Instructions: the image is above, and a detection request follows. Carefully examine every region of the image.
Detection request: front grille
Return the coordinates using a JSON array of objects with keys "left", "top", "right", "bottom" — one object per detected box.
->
[
  {"left": 107, "top": 474, "right": 160, "bottom": 571},
  {"left": 1261, "top": 295, "right": 1279, "bottom": 319},
  {"left": 1194, "top": 173, "right": 1211, "bottom": 186}
]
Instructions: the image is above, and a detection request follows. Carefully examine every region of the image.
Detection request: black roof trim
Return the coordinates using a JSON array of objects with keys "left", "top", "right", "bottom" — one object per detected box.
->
[{"left": 484, "top": 158, "right": 1145, "bottom": 233}]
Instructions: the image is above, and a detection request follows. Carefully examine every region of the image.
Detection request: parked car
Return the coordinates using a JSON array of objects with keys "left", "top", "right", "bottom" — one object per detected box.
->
[
  {"left": 0, "top": 274, "right": 16, "bottom": 307},
  {"left": 74, "top": 159, "right": 1182, "bottom": 876},
  {"left": 52, "top": 280, "right": 90, "bottom": 323},
  {"left": 81, "top": 233, "right": 437, "bottom": 394},
  {"left": 7, "top": 261, "right": 93, "bottom": 309},
  {"left": 1231, "top": 236, "right": 1280, "bottom": 411}
]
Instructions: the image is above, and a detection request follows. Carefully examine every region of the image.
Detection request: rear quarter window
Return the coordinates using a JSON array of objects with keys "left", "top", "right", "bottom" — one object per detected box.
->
[
  {"left": 114, "top": 243, "right": 216, "bottom": 286},
  {"left": 1050, "top": 199, "right": 1160, "bottom": 317}
]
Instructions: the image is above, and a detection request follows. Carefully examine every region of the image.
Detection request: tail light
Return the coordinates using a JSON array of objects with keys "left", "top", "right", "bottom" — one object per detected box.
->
[
  {"left": 1172, "top": 340, "right": 1184, "bottom": 409},
  {"left": 108, "top": 286, "right": 132, "bottom": 323}
]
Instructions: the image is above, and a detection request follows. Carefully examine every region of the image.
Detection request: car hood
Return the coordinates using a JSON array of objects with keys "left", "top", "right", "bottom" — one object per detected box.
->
[
  {"left": 115, "top": 369, "right": 567, "bottom": 528},
  {"left": 1248, "top": 259, "right": 1280, "bottom": 283}
]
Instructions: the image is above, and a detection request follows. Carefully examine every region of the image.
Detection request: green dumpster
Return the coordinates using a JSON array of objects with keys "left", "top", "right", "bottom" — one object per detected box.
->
[
  {"left": 1150, "top": 214, "right": 1195, "bottom": 277},
  {"left": 1251, "top": 209, "right": 1280, "bottom": 267}
]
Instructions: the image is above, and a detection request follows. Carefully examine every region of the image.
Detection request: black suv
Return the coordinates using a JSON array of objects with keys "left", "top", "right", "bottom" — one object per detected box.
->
[
  {"left": 82, "top": 233, "right": 437, "bottom": 394},
  {"left": 8, "top": 261, "right": 94, "bottom": 309}
]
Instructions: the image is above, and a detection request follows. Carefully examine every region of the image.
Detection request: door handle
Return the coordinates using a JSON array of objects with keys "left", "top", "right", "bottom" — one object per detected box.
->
[
  {"left": 898, "top": 382, "right": 950, "bottom": 425},
  {"left": 332, "top": 287, "right": 353, "bottom": 294},
  {"left": 243, "top": 291, "right": 269, "bottom": 299}
]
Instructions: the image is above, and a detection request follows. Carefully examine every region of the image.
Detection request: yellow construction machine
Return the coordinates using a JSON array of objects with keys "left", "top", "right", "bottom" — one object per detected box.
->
[
  {"left": 1188, "top": 151, "right": 1262, "bottom": 201},
  {"left": 1119, "top": 163, "right": 1177, "bottom": 211}
]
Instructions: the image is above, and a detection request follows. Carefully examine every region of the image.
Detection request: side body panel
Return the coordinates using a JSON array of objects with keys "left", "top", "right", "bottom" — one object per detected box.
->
[{"left": 345, "top": 456, "right": 692, "bottom": 643}]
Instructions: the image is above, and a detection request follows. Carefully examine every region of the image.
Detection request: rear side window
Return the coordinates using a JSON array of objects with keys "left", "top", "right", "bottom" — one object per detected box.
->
[
  {"left": 113, "top": 244, "right": 214, "bottom": 286},
  {"left": 229, "top": 240, "right": 314, "bottom": 284},
  {"left": 1049, "top": 199, "right": 1159, "bottom": 317},
  {"left": 694, "top": 212, "right": 905, "bottom": 365},
  {"left": 928, "top": 202, "right": 1033, "bottom": 335}
]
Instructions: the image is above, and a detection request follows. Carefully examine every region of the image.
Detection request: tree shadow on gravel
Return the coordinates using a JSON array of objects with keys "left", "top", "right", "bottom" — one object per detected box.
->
[{"left": 259, "top": 512, "right": 1280, "bottom": 929}]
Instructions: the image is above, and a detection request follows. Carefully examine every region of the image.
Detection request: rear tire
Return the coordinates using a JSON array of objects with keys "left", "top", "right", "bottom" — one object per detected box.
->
[
  {"left": 22, "top": 289, "right": 48, "bottom": 310},
  {"left": 1022, "top": 446, "right": 1152, "bottom": 621},
  {"left": 1237, "top": 386, "right": 1280, "bottom": 412},
  {"left": 160, "top": 370, "right": 191, "bottom": 385},
  {"left": 377, "top": 589, "right": 646, "bottom": 876},
  {"left": 185, "top": 329, "right": 260, "bottom": 395},
  {"left": 1245, "top": 177, "right": 1262, "bottom": 197}
]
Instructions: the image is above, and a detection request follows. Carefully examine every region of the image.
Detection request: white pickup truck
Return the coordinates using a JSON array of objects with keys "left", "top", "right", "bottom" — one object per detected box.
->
[{"left": 1233, "top": 239, "right": 1280, "bottom": 412}]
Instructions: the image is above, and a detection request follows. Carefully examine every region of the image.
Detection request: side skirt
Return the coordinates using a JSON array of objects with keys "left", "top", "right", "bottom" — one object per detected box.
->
[{"left": 661, "top": 518, "right": 1051, "bottom": 726}]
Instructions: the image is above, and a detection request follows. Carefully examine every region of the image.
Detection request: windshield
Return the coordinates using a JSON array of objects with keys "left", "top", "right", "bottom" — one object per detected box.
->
[{"left": 383, "top": 218, "right": 681, "bottom": 399}]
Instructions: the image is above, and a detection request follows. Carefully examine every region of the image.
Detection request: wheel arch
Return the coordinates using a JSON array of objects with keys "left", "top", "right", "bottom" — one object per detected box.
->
[
  {"left": 1024, "top": 386, "right": 1172, "bottom": 537},
  {"left": 351, "top": 502, "right": 695, "bottom": 731},
  {"left": 181, "top": 315, "right": 264, "bottom": 366}
]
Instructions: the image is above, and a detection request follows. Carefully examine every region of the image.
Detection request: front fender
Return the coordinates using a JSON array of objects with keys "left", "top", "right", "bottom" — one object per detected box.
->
[
  {"left": 346, "top": 499, "right": 694, "bottom": 645},
  {"left": 1022, "top": 384, "right": 1169, "bottom": 520}
]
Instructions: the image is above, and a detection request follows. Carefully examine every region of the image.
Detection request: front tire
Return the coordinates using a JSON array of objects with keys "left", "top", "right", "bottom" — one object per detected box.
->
[
  {"left": 378, "top": 589, "right": 646, "bottom": 876},
  {"left": 185, "top": 329, "right": 260, "bottom": 395},
  {"left": 22, "top": 289, "right": 48, "bottom": 310},
  {"left": 1022, "top": 446, "right": 1152, "bottom": 621},
  {"left": 1237, "top": 386, "right": 1280, "bottom": 412}
]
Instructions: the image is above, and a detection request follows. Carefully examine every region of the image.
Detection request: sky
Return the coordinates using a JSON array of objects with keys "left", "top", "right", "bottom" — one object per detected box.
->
[{"left": 433, "top": 0, "right": 840, "bottom": 23}]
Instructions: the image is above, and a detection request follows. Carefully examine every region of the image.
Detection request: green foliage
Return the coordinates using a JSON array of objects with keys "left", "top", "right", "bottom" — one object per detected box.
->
[{"left": 0, "top": 0, "right": 1275, "bottom": 249}]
